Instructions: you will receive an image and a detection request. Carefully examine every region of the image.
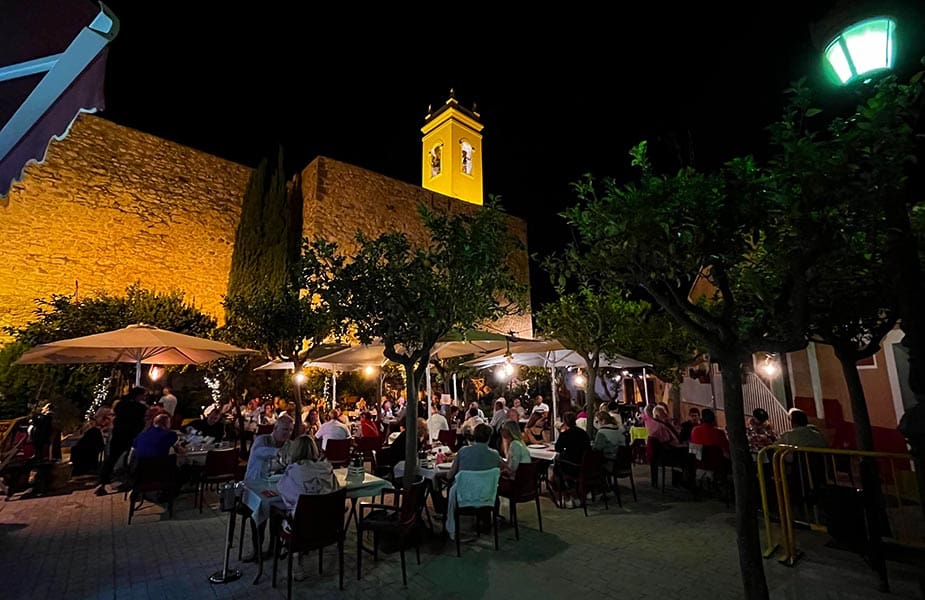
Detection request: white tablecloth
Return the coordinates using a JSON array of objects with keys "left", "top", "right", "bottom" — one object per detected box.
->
[{"left": 527, "top": 443, "right": 557, "bottom": 462}]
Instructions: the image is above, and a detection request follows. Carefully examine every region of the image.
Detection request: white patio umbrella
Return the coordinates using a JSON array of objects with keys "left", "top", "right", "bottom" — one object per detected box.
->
[
  {"left": 16, "top": 323, "right": 258, "bottom": 386},
  {"left": 461, "top": 338, "right": 651, "bottom": 438}
]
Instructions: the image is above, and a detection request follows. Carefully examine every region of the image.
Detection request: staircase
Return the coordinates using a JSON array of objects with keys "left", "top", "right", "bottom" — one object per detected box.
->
[{"left": 742, "top": 373, "right": 790, "bottom": 435}]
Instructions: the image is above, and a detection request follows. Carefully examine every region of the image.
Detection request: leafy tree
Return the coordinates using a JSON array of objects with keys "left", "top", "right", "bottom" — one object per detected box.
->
[
  {"left": 562, "top": 142, "right": 812, "bottom": 599},
  {"left": 0, "top": 285, "right": 217, "bottom": 420},
  {"left": 324, "top": 198, "right": 526, "bottom": 481}
]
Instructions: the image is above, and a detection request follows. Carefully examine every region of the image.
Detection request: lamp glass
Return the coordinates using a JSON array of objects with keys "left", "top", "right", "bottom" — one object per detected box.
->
[{"left": 824, "top": 17, "right": 896, "bottom": 84}]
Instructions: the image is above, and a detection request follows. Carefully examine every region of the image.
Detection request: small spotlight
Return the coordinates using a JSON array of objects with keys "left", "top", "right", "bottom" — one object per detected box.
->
[
  {"left": 574, "top": 373, "right": 587, "bottom": 387},
  {"left": 294, "top": 372, "right": 307, "bottom": 385}
]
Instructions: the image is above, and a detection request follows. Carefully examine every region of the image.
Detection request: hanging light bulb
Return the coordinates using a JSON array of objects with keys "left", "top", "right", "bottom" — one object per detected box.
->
[
  {"left": 364, "top": 365, "right": 377, "bottom": 377},
  {"left": 148, "top": 365, "right": 163, "bottom": 381},
  {"left": 574, "top": 372, "right": 587, "bottom": 387},
  {"left": 760, "top": 354, "right": 780, "bottom": 378},
  {"left": 293, "top": 371, "right": 308, "bottom": 385}
]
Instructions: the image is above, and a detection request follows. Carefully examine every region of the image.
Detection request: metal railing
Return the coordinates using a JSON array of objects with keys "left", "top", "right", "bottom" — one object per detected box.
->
[
  {"left": 743, "top": 373, "right": 791, "bottom": 437},
  {"left": 757, "top": 444, "right": 922, "bottom": 575}
]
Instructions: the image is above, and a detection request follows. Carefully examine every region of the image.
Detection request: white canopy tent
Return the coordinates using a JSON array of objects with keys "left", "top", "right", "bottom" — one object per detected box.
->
[{"left": 461, "top": 338, "right": 651, "bottom": 439}]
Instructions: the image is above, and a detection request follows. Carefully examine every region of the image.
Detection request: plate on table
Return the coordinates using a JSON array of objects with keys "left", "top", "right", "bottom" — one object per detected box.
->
[
  {"left": 528, "top": 444, "right": 547, "bottom": 449},
  {"left": 436, "top": 463, "right": 452, "bottom": 470}
]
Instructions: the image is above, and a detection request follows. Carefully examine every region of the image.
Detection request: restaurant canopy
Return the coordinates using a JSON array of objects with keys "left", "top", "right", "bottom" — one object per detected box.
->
[{"left": 0, "top": 0, "right": 118, "bottom": 197}]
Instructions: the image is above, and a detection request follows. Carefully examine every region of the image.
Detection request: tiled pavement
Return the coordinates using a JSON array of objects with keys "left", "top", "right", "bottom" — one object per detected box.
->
[{"left": 0, "top": 467, "right": 921, "bottom": 600}]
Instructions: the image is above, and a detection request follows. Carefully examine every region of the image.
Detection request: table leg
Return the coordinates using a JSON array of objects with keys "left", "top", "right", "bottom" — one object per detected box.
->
[{"left": 249, "top": 516, "right": 263, "bottom": 585}]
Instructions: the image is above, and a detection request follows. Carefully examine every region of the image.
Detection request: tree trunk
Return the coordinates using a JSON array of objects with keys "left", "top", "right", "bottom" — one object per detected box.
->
[
  {"left": 834, "top": 346, "right": 890, "bottom": 586},
  {"left": 402, "top": 361, "right": 419, "bottom": 484},
  {"left": 719, "top": 356, "right": 769, "bottom": 600},
  {"left": 585, "top": 364, "right": 599, "bottom": 439},
  {"left": 292, "top": 361, "right": 303, "bottom": 439}
]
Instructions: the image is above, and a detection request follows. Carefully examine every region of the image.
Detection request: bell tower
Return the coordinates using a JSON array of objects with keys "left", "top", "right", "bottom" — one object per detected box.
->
[{"left": 421, "top": 90, "right": 484, "bottom": 206}]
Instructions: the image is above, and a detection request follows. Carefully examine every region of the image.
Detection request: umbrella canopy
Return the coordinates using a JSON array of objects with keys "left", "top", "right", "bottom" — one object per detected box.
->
[
  {"left": 252, "top": 343, "right": 351, "bottom": 371},
  {"left": 460, "top": 339, "right": 651, "bottom": 370},
  {"left": 16, "top": 323, "right": 257, "bottom": 385}
]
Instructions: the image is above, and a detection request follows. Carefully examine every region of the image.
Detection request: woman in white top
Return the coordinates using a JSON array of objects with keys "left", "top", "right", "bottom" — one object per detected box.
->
[{"left": 277, "top": 435, "right": 339, "bottom": 515}]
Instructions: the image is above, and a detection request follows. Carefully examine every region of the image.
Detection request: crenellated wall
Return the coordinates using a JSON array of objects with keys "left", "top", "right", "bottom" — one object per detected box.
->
[{"left": 0, "top": 114, "right": 532, "bottom": 341}]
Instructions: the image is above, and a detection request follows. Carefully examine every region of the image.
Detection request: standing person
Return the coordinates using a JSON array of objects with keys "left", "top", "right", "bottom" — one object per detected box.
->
[
  {"left": 159, "top": 386, "right": 178, "bottom": 417},
  {"left": 95, "top": 387, "right": 147, "bottom": 496}
]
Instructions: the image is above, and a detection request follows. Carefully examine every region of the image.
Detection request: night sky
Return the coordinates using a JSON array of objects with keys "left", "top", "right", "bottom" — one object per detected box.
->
[{"left": 96, "top": 2, "right": 915, "bottom": 308}]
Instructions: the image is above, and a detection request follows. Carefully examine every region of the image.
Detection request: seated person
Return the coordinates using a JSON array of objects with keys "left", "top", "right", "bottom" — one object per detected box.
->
[
  {"left": 133, "top": 413, "right": 182, "bottom": 459},
  {"left": 522, "top": 411, "right": 548, "bottom": 445},
  {"left": 277, "top": 435, "right": 339, "bottom": 515},
  {"left": 445, "top": 423, "right": 506, "bottom": 539},
  {"left": 314, "top": 409, "right": 351, "bottom": 450},
  {"left": 747, "top": 407, "right": 777, "bottom": 453},
  {"left": 553, "top": 412, "right": 591, "bottom": 508},
  {"left": 244, "top": 415, "right": 295, "bottom": 481},
  {"left": 460, "top": 407, "right": 486, "bottom": 438},
  {"left": 512, "top": 398, "right": 527, "bottom": 421},
  {"left": 186, "top": 406, "right": 226, "bottom": 443},
  {"left": 689, "top": 408, "right": 729, "bottom": 456},
  {"left": 679, "top": 407, "right": 701, "bottom": 444},
  {"left": 359, "top": 411, "right": 380, "bottom": 438},
  {"left": 489, "top": 398, "right": 509, "bottom": 432},
  {"left": 591, "top": 411, "right": 625, "bottom": 471},
  {"left": 427, "top": 407, "right": 449, "bottom": 441},
  {"left": 498, "top": 421, "right": 531, "bottom": 496},
  {"left": 388, "top": 417, "right": 429, "bottom": 468},
  {"left": 778, "top": 408, "right": 827, "bottom": 448}
]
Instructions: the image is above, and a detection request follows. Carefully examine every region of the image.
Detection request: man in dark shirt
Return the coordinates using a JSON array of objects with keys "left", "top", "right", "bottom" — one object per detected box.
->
[
  {"left": 553, "top": 411, "right": 591, "bottom": 508},
  {"left": 186, "top": 407, "right": 226, "bottom": 442},
  {"left": 679, "top": 407, "right": 701, "bottom": 444},
  {"left": 96, "top": 387, "right": 148, "bottom": 495},
  {"left": 133, "top": 414, "right": 180, "bottom": 459}
]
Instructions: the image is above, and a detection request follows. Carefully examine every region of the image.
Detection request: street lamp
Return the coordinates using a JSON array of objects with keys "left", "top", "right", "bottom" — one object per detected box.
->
[{"left": 822, "top": 16, "right": 896, "bottom": 84}]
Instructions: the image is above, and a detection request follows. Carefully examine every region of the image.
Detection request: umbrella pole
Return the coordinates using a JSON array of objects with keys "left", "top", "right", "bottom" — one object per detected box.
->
[
  {"left": 426, "top": 364, "right": 432, "bottom": 418},
  {"left": 550, "top": 365, "right": 558, "bottom": 442},
  {"left": 135, "top": 358, "right": 141, "bottom": 387},
  {"left": 642, "top": 367, "right": 649, "bottom": 404},
  {"left": 452, "top": 372, "right": 458, "bottom": 404},
  {"left": 332, "top": 372, "right": 337, "bottom": 410}
]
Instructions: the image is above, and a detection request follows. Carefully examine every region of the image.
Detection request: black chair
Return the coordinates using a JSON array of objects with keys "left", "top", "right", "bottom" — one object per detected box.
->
[
  {"left": 357, "top": 477, "right": 427, "bottom": 586},
  {"left": 437, "top": 429, "right": 459, "bottom": 452},
  {"left": 272, "top": 488, "right": 348, "bottom": 599},
  {"left": 128, "top": 454, "right": 178, "bottom": 524},
  {"left": 196, "top": 447, "right": 239, "bottom": 513},
  {"left": 610, "top": 445, "right": 637, "bottom": 507},
  {"left": 324, "top": 438, "right": 352, "bottom": 468},
  {"left": 497, "top": 460, "right": 542, "bottom": 540},
  {"left": 559, "top": 450, "right": 609, "bottom": 516}
]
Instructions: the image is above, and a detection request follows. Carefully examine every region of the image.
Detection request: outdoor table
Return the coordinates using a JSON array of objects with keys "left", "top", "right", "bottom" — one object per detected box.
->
[
  {"left": 526, "top": 443, "right": 557, "bottom": 462},
  {"left": 241, "top": 470, "right": 392, "bottom": 584}
]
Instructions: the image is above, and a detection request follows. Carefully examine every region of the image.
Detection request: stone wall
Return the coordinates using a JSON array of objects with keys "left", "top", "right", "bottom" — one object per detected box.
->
[
  {"left": 0, "top": 114, "right": 252, "bottom": 339},
  {"left": 0, "top": 116, "right": 533, "bottom": 341},
  {"left": 302, "top": 157, "right": 533, "bottom": 338}
]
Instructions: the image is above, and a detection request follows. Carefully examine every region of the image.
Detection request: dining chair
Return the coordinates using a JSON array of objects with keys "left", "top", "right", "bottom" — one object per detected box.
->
[
  {"left": 437, "top": 429, "right": 458, "bottom": 452},
  {"left": 558, "top": 450, "right": 609, "bottom": 516},
  {"left": 610, "top": 445, "right": 638, "bottom": 507},
  {"left": 452, "top": 467, "right": 501, "bottom": 556},
  {"left": 196, "top": 447, "right": 239, "bottom": 513},
  {"left": 356, "top": 477, "right": 426, "bottom": 586},
  {"left": 272, "top": 488, "right": 348, "bottom": 599},
  {"left": 128, "top": 454, "right": 178, "bottom": 524},
  {"left": 323, "top": 438, "right": 353, "bottom": 467},
  {"left": 497, "top": 460, "right": 542, "bottom": 540}
]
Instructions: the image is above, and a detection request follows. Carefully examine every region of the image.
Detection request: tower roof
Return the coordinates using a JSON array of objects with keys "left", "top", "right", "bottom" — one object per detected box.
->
[{"left": 424, "top": 89, "right": 481, "bottom": 126}]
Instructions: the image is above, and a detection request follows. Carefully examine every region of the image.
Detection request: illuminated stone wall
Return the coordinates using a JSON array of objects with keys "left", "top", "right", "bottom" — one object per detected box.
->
[
  {"left": 302, "top": 157, "right": 533, "bottom": 338},
  {"left": 0, "top": 115, "right": 533, "bottom": 341},
  {"left": 0, "top": 114, "right": 251, "bottom": 340}
]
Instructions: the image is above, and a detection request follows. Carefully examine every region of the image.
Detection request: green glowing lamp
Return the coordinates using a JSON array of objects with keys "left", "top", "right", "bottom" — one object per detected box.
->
[{"left": 823, "top": 16, "right": 896, "bottom": 85}]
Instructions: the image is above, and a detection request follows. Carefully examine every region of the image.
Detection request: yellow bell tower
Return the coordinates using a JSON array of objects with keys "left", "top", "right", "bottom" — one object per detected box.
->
[{"left": 421, "top": 90, "right": 484, "bottom": 206}]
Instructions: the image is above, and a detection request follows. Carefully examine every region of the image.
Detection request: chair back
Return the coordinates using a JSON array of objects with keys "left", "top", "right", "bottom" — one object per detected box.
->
[
  {"left": 324, "top": 438, "right": 352, "bottom": 466},
  {"left": 509, "top": 460, "right": 539, "bottom": 502},
  {"left": 613, "top": 445, "right": 633, "bottom": 475},
  {"left": 291, "top": 487, "right": 347, "bottom": 551},
  {"left": 355, "top": 436, "right": 381, "bottom": 459},
  {"left": 580, "top": 449, "right": 606, "bottom": 484},
  {"left": 134, "top": 454, "right": 178, "bottom": 492},
  {"left": 203, "top": 447, "right": 239, "bottom": 479},
  {"left": 400, "top": 477, "right": 427, "bottom": 530},
  {"left": 437, "top": 429, "right": 458, "bottom": 452},
  {"left": 455, "top": 468, "right": 500, "bottom": 508},
  {"left": 696, "top": 445, "right": 726, "bottom": 471},
  {"left": 256, "top": 424, "right": 274, "bottom": 436}
]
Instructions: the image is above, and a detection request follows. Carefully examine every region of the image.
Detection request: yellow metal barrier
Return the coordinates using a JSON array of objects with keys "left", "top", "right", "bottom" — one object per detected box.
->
[{"left": 757, "top": 444, "right": 922, "bottom": 567}]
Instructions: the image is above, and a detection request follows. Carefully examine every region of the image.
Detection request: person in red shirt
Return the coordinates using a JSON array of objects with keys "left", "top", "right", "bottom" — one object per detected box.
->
[
  {"left": 690, "top": 408, "right": 730, "bottom": 456},
  {"left": 359, "top": 411, "right": 379, "bottom": 438}
]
